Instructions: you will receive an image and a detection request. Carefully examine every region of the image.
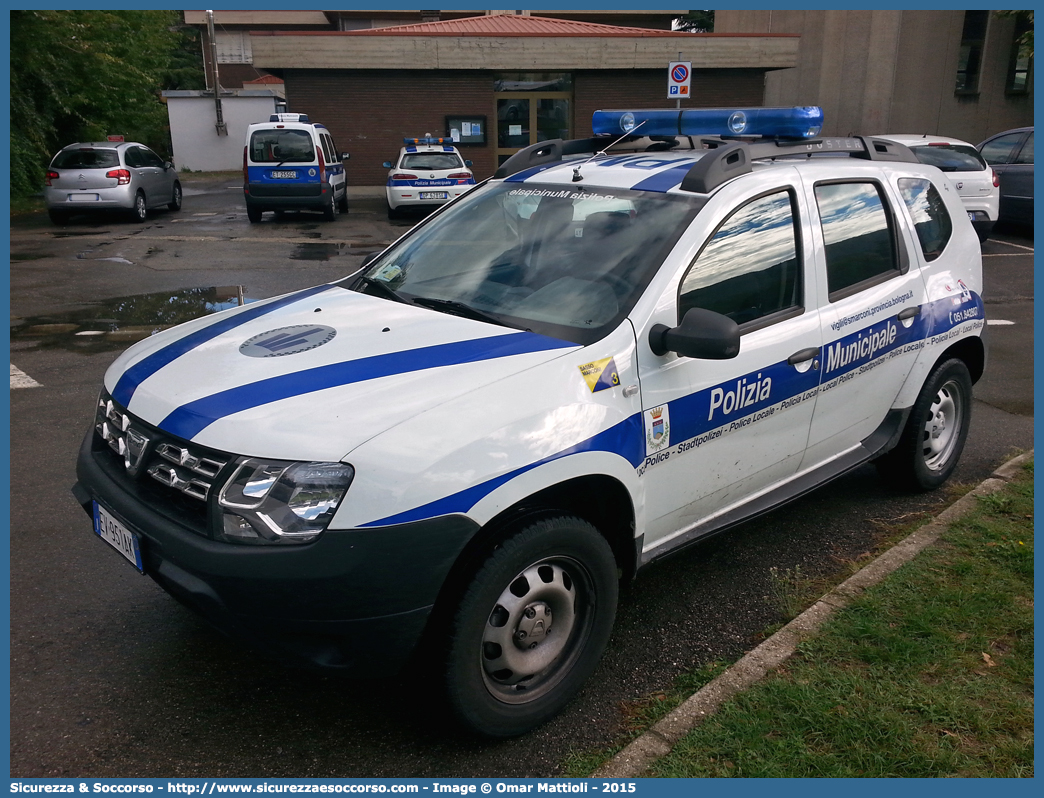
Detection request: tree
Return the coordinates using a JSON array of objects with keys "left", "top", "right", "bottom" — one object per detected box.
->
[
  {"left": 674, "top": 11, "right": 714, "bottom": 33},
  {"left": 10, "top": 10, "right": 202, "bottom": 200}
]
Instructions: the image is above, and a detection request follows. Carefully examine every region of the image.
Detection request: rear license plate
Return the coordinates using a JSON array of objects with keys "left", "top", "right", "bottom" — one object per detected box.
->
[
  {"left": 419, "top": 192, "right": 448, "bottom": 200},
  {"left": 271, "top": 171, "right": 297, "bottom": 179},
  {"left": 93, "top": 501, "right": 144, "bottom": 573},
  {"left": 69, "top": 194, "right": 100, "bottom": 202}
]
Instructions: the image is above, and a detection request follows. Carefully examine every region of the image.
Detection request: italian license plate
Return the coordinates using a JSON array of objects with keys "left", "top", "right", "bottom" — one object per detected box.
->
[
  {"left": 420, "top": 192, "right": 448, "bottom": 200},
  {"left": 271, "top": 170, "right": 297, "bottom": 179},
  {"left": 69, "top": 194, "right": 99, "bottom": 202},
  {"left": 93, "top": 502, "right": 144, "bottom": 573}
]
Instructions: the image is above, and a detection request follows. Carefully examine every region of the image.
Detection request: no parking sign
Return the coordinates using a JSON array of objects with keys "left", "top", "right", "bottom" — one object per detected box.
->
[{"left": 668, "top": 61, "right": 691, "bottom": 98}]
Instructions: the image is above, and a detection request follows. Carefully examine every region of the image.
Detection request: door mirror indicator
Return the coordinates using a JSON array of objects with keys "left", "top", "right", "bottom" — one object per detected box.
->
[{"left": 649, "top": 308, "right": 740, "bottom": 359}]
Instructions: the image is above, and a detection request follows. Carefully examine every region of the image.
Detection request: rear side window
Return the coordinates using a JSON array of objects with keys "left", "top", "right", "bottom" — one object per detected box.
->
[
  {"left": 401, "top": 153, "right": 464, "bottom": 170},
  {"left": 815, "top": 182, "right": 899, "bottom": 298},
  {"left": 911, "top": 144, "right": 985, "bottom": 172},
  {"left": 249, "top": 129, "right": 316, "bottom": 164},
  {"left": 679, "top": 190, "right": 802, "bottom": 328},
  {"left": 1014, "top": 131, "right": 1033, "bottom": 164},
  {"left": 979, "top": 132, "right": 1024, "bottom": 164},
  {"left": 897, "top": 178, "right": 953, "bottom": 261},
  {"left": 52, "top": 149, "right": 120, "bottom": 169}
]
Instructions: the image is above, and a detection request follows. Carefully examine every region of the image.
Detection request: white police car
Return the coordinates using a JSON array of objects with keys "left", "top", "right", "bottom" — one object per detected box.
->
[
  {"left": 74, "top": 107, "right": 985, "bottom": 737},
  {"left": 244, "top": 113, "right": 349, "bottom": 222},
  {"left": 384, "top": 136, "right": 475, "bottom": 218}
]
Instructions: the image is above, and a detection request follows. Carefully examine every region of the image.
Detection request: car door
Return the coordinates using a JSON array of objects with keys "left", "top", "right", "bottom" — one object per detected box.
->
[
  {"left": 636, "top": 176, "right": 823, "bottom": 553},
  {"left": 980, "top": 130, "right": 1033, "bottom": 223},
  {"left": 139, "top": 146, "right": 171, "bottom": 205},
  {"left": 798, "top": 172, "right": 930, "bottom": 470}
]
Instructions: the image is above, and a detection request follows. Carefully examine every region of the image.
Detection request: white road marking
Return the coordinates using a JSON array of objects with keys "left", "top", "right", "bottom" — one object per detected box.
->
[
  {"left": 988, "top": 240, "right": 1034, "bottom": 252},
  {"left": 11, "top": 364, "right": 42, "bottom": 389},
  {"left": 986, "top": 319, "right": 1015, "bottom": 326},
  {"left": 983, "top": 253, "right": 1032, "bottom": 257}
]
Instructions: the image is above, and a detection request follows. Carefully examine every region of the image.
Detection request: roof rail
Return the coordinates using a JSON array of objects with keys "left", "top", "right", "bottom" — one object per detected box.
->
[{"left": 493, "top": 134, "right": 920, "bottom": 192}]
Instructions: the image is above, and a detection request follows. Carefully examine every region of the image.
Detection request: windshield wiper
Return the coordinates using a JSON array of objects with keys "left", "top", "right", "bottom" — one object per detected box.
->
[
  {"left": 412, "top": 297, "right": 509, "bottom": 327},
  {"left": 357, "top": 276, "right": 411, "bottom": 304}
]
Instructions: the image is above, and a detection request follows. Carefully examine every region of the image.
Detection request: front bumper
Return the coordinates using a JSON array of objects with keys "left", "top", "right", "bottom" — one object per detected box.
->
[{"left": 73, "top": 428, "right": 479, "bottom": 674}]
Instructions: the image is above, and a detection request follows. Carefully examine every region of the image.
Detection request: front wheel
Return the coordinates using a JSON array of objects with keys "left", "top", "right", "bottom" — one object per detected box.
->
[
  {"left": 877, "top": 358, "right": 972, "bottom": 491},
  {"left": 168, "top": 182, "right": 182, "bottom": 211},
  {"left": 445, "top": 516, "right": 618, "bottom": 737}
]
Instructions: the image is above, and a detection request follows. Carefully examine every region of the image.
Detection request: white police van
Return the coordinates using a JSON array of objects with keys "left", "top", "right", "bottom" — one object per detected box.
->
[
  {"left": 384, "top": 136, "right": 476, "bottom": 218},
  {"left": 74, "top": 107, "right": 985, "bottom": 737},
  {"left": 243, "top": 113, "right": 349, "bottom": 222}
]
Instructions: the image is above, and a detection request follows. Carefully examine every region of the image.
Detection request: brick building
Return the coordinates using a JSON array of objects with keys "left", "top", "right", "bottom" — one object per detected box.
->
[{"left": 184, "top": 11, "right": 798, "bottom": 183}]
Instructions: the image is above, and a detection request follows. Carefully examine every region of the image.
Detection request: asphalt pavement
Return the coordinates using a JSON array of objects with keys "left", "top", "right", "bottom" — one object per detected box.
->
[{"left": 8, "top": 174, "right": 1034, "bottom": 777}]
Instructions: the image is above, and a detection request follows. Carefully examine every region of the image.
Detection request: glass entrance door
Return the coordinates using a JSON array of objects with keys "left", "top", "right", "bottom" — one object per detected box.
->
[{"left": 495, "top": 93, "right": 571, "bottom": 166}]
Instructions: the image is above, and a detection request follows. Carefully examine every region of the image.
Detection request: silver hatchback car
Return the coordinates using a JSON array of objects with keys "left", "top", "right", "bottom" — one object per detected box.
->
[{"left": 44, "top": 142, "right": 182, "bottom": 225}]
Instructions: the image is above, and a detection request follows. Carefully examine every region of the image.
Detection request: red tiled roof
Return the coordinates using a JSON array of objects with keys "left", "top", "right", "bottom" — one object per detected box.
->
[{"left": 251, "top": 15, "right": 797, "bottom": 38}]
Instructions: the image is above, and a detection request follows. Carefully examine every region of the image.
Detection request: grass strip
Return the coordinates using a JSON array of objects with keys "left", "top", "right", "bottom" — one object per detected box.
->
[{"left": 645, "top": 465, "right": 1033, "bottom": 778}]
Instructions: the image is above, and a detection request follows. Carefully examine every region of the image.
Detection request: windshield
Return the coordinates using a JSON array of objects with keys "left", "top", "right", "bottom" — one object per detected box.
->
[
  {"left": 347, "top": 181, "right": 700, "bottom": 344},
  {"left": 249, "top": 129, "right": 315, "bottom": 164},
  {"left": 401, "top": 153, "right": 464, "bottom": 170},
  {"left": 911, "top": 144, "right": 986, "bottom": 172},
  {"left": 52, "top": 149, "right": 120, "bottom": 169}
]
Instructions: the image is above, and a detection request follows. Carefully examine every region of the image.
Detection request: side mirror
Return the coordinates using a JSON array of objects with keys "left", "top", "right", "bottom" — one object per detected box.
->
[
  {"left": 340, "top": 152, "right": 350, "bottom": 161},
  {"left": 464, "top": 160, "right": 473, "bottom": 167},
  {"left": 382, "top": 161, "right": 393, "bottom": 169},
  {"left": 164, "top": 161, "right": 173, "bottom": 171},
  {"left": 361, "top": 252, "right": 381, "bottom": 268},
  {"left": 648, "top": 307, "right": 740, "bottom": 359}
]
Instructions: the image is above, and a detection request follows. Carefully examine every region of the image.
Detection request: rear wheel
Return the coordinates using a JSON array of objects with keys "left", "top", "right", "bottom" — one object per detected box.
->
[
  {"left": 877, "top": 358, "right": 972, "bottom": 491},
  {"left": 323, "top": 191, "right": 338, "bottom": 221},
  {"left": 387, "top": 203, "right": 402, "bottom": 220},
  {"left": 337, "top": 188, "right": 349, "bottom": 213},
  {"left": 444, "top": 516, "right": 618, "bottom": 737},
  {"left": 168, "top": 182, "right": 182, "bottom": 212},
  {"left": 47, "top": 209, "right": 70, "bottom": 226},
  {"left": 130, "top": 192, "right": 147, "bottom": 223},
  {"left": 246, "top": 204, "right": 263, "bottom": 223}
]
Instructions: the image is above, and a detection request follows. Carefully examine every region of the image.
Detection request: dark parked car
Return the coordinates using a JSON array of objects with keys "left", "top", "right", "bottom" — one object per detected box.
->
[{"left": 978, "top": 126, "right": 1033, "bottom": 226}]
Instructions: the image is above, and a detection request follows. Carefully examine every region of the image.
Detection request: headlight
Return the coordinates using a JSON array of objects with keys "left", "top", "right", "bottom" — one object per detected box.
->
[{"left": 216, "top": 459, "right": 354, "bottom": 545}]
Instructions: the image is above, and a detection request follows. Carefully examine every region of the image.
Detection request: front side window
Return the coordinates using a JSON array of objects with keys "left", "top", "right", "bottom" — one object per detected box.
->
[
  {"left": 400, "top": 153, "right": 464, "bottom": 170},
  {"left": 898, "top": 179, "right": 953, "bottom": 261},
  {"left": 350, "top": 182, "right": 700, "bottom": 344},
  {"left": 249, "top": 129, "right": 315, "bottom": 164},
  {"left": 1014, "top": 132, "right": 1034, "bottom": 164},
  {"left": 815, "top": 182, "right": 899, "bottom": 298},
  {"left": 679, "top": 190, "right": 801, "bottom": 328}
]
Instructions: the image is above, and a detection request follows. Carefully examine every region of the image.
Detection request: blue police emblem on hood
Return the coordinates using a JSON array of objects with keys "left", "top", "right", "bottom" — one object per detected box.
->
[{"left": 240, "top": 325, "right": 337, "bottom": 358}]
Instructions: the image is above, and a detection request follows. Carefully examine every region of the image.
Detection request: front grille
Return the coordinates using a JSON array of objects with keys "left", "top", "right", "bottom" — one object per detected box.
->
[{"left": 94, "top": 393, "right": 234, "bottom": 536}]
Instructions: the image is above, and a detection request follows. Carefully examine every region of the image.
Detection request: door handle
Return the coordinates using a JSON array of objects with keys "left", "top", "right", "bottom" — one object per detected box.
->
[
  {"left": 787, "top": 347, "right": 820, "bottom": 365},
  {"left": 897, "top": 306, "right": 920, "bottom": 321}
]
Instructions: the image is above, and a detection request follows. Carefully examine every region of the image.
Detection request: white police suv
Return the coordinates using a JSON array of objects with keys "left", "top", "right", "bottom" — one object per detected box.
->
[
  {"left": 384, "top": 136, "right": 475, "bottom": 218},
  {"left": 74, "top": 107, "right": 985, "bottom": 737},
  {"left": 244, "top": 113, "right": 349, "bottom": 222}
]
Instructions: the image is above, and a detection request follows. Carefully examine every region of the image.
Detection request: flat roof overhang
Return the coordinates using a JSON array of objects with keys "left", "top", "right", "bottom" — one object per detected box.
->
[{"left": 250, "top": 32, "right": 799, "bottom": 72}]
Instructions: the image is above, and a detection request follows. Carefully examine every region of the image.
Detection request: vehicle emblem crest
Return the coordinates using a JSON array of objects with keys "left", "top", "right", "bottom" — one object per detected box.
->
[
  {"left": 308, "top": 168, "right": 317, "bottom": 177},
  {"left": 644, "top": 405, "right": 671, "bottom": 455},
  {"left": 78, "top": 174, "right": 88, "bottom": 182},
  {"left": 240, "top": 325, "right": 337, "bottom": 358}
]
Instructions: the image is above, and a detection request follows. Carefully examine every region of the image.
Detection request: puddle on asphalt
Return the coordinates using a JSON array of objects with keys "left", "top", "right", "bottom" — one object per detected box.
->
[
  {"left": 290, "top": 242, "right": 347, "bottom": 261},
  {"left": 11, "top": 286, "right": 254, "bottom": 353}
]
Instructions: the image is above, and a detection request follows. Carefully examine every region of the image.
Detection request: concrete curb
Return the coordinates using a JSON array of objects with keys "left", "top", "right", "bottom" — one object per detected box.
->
[{"left": 592, "top": 451, "right": 1033, "bottom": 778}]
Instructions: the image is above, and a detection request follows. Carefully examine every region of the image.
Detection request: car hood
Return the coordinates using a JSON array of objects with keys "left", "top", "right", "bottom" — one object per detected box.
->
[{"left": 105, "top": 284, "right": 578, "bottom": 461}]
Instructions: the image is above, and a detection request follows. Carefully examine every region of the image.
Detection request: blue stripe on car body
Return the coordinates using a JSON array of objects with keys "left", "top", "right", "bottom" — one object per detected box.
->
[
  {"left": 159, "top": 331, "right": 578, "bottom": 440},
  {"left": 111, "top": 284, "right": 338, "bottom": 407}
]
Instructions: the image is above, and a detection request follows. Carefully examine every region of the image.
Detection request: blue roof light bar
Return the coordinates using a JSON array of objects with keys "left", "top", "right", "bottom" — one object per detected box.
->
[{"left": 592, "top": 107, "right": 824, "bottom": 140}]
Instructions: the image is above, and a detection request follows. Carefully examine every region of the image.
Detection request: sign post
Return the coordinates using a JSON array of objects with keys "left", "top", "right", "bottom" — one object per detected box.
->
[{"left": 668, "top": 60, "right": 691, "bottom": 107}]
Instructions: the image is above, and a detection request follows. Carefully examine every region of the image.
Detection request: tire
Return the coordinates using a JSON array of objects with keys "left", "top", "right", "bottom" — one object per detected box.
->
[
  {"left": 323, "top": 190, "right": 338, "bottom": 221},
  {"left": 337, "top": 188, "right": 349, "bottom": 213},
  {"left": 387, "top": 203, "right": 402, "bottom": 220},
  {"left": 246, "top": 204, "right": 263, "bottom": 223},
  {"left": 877, "top": 358, "right": 972, "bottom": 491},
  {"left": 444, "top": 516, "right": 618, "bottom": 738},
  {"left": 131, "top": 192, "right": 147, "bottom": 223},
  {"left": 168, "top": 182, "right": 182, "bottom": 212},
  {"left": 976, "top": 230, "right": 990, "bottom": 244},
  {"left": 48, "top": 209, "right": 70, "bottom": 226}
]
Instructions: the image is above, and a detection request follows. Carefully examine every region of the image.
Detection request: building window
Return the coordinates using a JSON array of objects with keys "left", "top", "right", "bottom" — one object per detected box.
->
[
  {"left": 955, "top": 10, "right": 989, "bottom": 94},
  {"left": 1006, "top": 12, "right": 1033, "bottom": 94}
]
